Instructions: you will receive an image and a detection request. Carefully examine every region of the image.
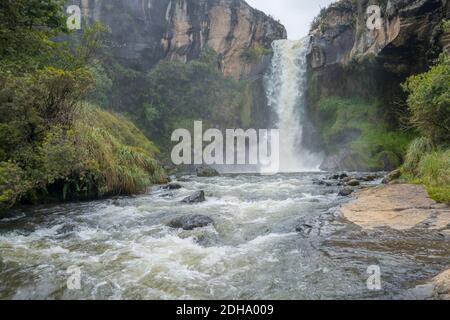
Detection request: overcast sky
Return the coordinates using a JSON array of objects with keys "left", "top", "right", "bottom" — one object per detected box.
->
[{"left": 246, "top": 0, "right": 336, "bottom": 39}]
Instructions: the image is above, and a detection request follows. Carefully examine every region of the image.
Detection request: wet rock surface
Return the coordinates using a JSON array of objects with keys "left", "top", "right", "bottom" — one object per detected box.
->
[
  {"left": 164, "top": 183, "right": 183, "bottom": 190},
  {"left": 382, "top": 169, "right": 402, "bottom": 184},
  {"left": 341, "top": 184, "right": 450, "bottom": 231},
  {"left": 197, "top": 166, "right": 220, "bottom": 178},
  {"left": 182, "top": 191, "right": 206, "bottom": 204},
  {"left": 339, "top": 187, "right": 354, "bottom": 197},
  {"left": 1, "top": 173, "right": 449, "bottom": 299},
  {"left": 167, "top": 215, "right": 214, "bottom": 231}
]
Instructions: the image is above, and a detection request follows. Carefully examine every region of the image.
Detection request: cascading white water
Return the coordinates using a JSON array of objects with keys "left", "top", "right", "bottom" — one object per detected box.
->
[{"left": 266, "top": 38, "right": 323, "bottom": 172}]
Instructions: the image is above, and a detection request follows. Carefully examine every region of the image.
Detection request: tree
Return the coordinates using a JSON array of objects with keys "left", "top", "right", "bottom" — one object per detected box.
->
[
  {"left": 403, "top": 53, "right": 450, "bottom": 145},
  {"left": 0, "top": 0, "right": 67, "bottom": 69}
]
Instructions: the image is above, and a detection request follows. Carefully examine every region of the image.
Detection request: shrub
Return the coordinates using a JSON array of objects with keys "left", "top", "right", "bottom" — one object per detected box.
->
[
  {"left": 416, "top": 150, "right": 450, "bottom": 187},
  {"left": 403, "top": 137, "right": 434, "bottom": 174},
  {"left": 76, "top": 105, "right": 167, "bottom": 196},
  {"left": 241, "top": 45, "right": 272, "bottom": 64},
  {"left": 403, "top": 53, "right": 450, "bottom": 144},
  {"left": 0, "top": 162, "right": 27, "bottom": 209},
  {"left": 416, "top": 150, "right": 450, "bottom": 204},
  {"left": 316, "top": 96, "right": 412, "bottom": 170}
]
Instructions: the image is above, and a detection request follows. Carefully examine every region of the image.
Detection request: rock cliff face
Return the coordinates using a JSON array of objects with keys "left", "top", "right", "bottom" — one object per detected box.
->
[
  {"left": 68, "top": 0, "right": 286, "bottom": 79},
  {"left": 307, "top": 0, "right": 449, "bottom": 105},
  {"left": 305, "top": 0, "right": 449, "bottom": 171}
]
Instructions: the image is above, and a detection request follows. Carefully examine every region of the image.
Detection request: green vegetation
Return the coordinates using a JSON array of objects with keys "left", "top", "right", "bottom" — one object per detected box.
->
[
  {"left": 241, "top": 44, "right": 272, "bottom": 64},
  {"left": 442, "top": 19, "right": 450, "bottom": 32},
  {"left": 317, "top": 97, "right": 412, "bottom": 170},
  {"left": 0, "top": 1, "right": 165, "bottom": 210},
  {"left": 73, "top": 105, "right": 167, "bottom": 198},
  {"left": 402, "top": 53, "right": 450, "bottom": 145},
  {"left": 403, "top": 148, "right": 450, "bottom": 204},
  {"left": 136, "top": 47, "right": 255, "bottom": 151},
  {"left": 401, "top": 53, "right": 450, "bottom": 203},
  {"left": 403, "top": 137, "right": 434, "bottom": 174}
]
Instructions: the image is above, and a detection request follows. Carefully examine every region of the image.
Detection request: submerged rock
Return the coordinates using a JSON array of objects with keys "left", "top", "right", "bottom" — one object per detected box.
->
[
  {"left": 56, "top": 223, "right": 79, "bottom": 236},
  {"left": 295, "top": 223, "right": 314, "bottom": 236},
  {"left": 164, "top": 183, "right": 183, "bottom": 190},
  {"left": 168, "top": 215, "right": 214, "bottom": 231},
  {"left": 346, "top": 179, "right": 360, "bottom": 187},
  {"left": 182, "top": 191, "right": 206, "bottom": 204}
]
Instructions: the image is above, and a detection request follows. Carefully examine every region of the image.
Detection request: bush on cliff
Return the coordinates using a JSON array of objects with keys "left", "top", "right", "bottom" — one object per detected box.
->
[
  {"left": 140, "top": 47, "right": 254, "bottom": 148},
  {"left": 402, "top": 53, "right": 450, "bottom": 145},
  {"left": 317, "top": 96, "right": 412, "bottom": 170},
  {"left": 402, "top": 53, "right": 450, "bottom": 204}
]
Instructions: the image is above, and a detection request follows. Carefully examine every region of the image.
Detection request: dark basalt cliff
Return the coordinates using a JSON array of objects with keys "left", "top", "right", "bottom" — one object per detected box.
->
[
  {"left": 306, "top": 0, "right": 449, "bottom": 171},
  {"left": 68, "top": 0, "right": 286, "bottom": 79}
]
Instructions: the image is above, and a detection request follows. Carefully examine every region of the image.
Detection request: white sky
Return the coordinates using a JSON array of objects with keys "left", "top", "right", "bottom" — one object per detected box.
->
[{"left": 246, "top": 0, "right": 337, "bottom": 39}]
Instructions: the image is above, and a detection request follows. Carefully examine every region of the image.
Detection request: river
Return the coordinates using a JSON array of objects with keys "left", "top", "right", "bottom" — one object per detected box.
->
[{"left": 1, "top": 173, "right": 449, "bottom": 299}]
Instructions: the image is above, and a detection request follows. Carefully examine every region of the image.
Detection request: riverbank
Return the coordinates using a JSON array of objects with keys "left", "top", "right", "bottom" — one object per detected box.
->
[{"left": 340, "top": 183, "right": 450, "bottom": 300}]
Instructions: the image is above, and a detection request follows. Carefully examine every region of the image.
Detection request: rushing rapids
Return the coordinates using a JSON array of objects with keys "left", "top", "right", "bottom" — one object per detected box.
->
[{"left": 0, "top": 173, "right": 449, "bottom": 299}]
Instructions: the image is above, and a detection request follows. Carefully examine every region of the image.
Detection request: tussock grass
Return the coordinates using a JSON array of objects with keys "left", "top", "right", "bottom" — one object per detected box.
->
[
  {"left": 403, "top": 143, "right": 450, "bottom": 204},
  {"left": 76, "top": 104, "right": 167, "bottom": 196},
  {"left": 403, "top": 137, "right": 434, "bottom": 174}
]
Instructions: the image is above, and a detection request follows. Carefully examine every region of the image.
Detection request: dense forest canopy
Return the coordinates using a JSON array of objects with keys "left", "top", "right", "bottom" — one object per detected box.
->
[{"left": 0, "top": 0, "right": 166, "bottom": 210}]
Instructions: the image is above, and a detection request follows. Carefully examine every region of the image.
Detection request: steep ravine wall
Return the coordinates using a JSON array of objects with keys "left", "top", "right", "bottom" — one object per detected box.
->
[
  {"left": 306, "top": 0, "right": 450, "bottom": 171},
  {"left": 68, "top": 0, "right": 286, "bottom": 79},
  {"left": 64, "top": 0, "right": 286, "bottom": 143}
]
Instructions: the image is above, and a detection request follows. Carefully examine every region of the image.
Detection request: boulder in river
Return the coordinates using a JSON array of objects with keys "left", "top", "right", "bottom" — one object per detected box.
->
[
  {"left": 338, "top": 187, "right": 354, "bottom": 197},
  {"left": 168, "top": 215, "right": 214, "bottom": 230},
  {"left": 164, "top": 183, "right": 183, "bottom": 190},
  {"left": 362, "top": 175, "right": 377, "bottom": 182},
  {"left": 339, "top": 173, "right": 349, "bottom": 180},
  {"left": 197, "top": 166, "right": 220, "bottom": 177},
  {"left": 182, "top": 191, "right": 206, "bottom": 204},
  {"left": 382, "top": 169, "right": 402, "bottom": 184},
  {"left": 341, "top": 176, "right": 352, "bottom": 183},
  {"left": 346, "top": 179, "right": 360, "bottom": 187}
]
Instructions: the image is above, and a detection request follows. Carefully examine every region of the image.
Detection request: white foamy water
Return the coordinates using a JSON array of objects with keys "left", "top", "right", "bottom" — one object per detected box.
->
[
  {"left": 265, "top": 38, "right": 323, "bottom": 172},
  {"left": 0, "top": 174, "right": 448, "bottom": 300}
]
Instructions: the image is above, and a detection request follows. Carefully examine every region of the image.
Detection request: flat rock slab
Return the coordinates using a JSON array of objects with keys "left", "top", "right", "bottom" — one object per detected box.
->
[{"left": 340, "top": 184, "right": 450, "bottom": 231}]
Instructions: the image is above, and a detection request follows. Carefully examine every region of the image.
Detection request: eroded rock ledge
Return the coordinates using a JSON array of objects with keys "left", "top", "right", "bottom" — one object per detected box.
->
[
  {"left": 341, "top": 184, "right": 450, "bottom": 300},
  {"left": 340, "top": 184, "right": 450, "bottom": 231}
]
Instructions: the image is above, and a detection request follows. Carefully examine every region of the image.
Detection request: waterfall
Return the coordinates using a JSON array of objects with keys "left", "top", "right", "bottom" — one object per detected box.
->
[{"left": 265, "top": 38, "right": 323, "bottom": 172}]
